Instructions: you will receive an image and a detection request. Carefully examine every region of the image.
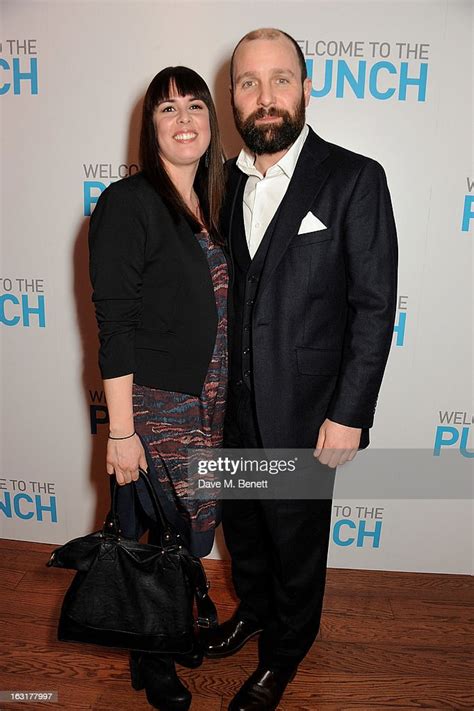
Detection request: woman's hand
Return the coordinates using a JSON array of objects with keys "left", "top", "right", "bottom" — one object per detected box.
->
[
  {"left": 106, "top": 434, "right": 148, "bottom": 486},
  {"left": 102, "top": 374, "right": 145, "bottom": 485}
]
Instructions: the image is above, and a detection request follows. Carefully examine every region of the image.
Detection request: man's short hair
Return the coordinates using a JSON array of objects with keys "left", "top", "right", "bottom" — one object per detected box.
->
[{"left": 230, "top": 28, "right": 308, "bottom": 87}]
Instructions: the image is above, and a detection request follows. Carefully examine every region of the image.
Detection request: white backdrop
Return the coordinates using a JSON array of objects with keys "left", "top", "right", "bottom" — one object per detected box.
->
[{"left": 1, "top": 0, "right": 472, "bottom": 574}]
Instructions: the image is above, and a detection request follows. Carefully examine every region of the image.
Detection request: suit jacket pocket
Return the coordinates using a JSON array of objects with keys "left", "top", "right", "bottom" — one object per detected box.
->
[
  {"left": 290, "top": 229, "right": 333, "bottom": 248},
  {"left": 296, "top": 346, "right": 341, "bottom": 376}
]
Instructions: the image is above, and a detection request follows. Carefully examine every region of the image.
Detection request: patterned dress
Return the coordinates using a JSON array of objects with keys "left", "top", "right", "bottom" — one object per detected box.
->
[{"left": 132, "top": 232, "right": 228, "bottom": 557}]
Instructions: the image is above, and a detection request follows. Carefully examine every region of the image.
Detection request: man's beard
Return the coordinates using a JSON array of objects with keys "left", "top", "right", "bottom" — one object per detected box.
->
[{"left": 233, "top": 95, "right": 306, "bottom": 155}]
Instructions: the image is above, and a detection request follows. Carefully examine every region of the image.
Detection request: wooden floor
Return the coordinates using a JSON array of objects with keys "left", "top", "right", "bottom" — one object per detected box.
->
[{"left": 0, "top": 538, "right": 472, "bottom": 710}]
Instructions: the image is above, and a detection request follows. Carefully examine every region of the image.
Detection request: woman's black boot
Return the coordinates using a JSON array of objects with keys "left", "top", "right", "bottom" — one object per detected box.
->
[
  {"left": 129, "top": 651, "right": 191, "bottom": 710},
  {"left": 174, "top": 637, "right": 203, "bottom": 669}
]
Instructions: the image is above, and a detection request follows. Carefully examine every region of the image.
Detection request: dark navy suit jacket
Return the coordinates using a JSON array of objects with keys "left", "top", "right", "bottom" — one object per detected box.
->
[{"left": 223, "top": 127, "right": 398, "bottom": 448}]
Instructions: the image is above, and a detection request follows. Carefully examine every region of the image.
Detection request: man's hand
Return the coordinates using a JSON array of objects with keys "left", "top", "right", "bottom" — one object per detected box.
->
[{"left": 314, "top": 419, "right": 362, "bottom": 468}]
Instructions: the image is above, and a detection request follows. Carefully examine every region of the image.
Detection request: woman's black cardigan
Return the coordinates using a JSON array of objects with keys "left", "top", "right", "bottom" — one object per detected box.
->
[{"left": 88, "top": 172, "right": 218, "bottom": 395}]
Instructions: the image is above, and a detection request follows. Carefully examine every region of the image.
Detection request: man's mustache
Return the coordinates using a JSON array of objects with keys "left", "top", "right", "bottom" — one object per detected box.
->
[{"left": 249, "top": 107, "right": 289, "bottom": 122}]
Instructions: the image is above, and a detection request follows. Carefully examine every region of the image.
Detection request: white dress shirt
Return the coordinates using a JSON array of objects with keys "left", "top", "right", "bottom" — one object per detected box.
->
[{"left": 236, "top": 124, "right": 309, "bottom": 258}]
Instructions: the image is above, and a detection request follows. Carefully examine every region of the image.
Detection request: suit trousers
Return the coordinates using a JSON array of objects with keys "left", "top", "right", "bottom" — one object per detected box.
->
[{"left": 222, "top": 381, "right": 334, "bottom": 670}]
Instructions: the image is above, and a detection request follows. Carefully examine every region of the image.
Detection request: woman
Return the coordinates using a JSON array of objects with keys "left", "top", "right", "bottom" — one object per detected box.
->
[{"left": 88, "top": 66, "right": 227, "bottom": 711}]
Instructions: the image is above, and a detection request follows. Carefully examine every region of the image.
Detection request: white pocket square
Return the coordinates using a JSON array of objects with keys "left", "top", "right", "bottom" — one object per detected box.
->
[{"left": 297, "top": 211, "right": 327, "bottom": 234}]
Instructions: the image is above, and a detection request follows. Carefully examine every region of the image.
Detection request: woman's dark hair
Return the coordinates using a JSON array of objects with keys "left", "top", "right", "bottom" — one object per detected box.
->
[{"left": 139, "top": 66, "right": 225, "bottom": 242}]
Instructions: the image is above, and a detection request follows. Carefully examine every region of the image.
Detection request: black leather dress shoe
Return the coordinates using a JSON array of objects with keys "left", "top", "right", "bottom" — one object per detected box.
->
[
  {"left": 203, "top": 614, "right": 263, "bottom": 658},
  {"left": 228, "top": 666, "right": 297, "bottom": 711}
]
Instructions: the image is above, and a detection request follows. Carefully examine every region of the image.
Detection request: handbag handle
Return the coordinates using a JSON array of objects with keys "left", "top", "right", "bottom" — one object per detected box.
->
[
  {"left": 104, "top": 469, "right": 178, "bottom": 548},
  {"left": 137, "top": 467, "right": 178, "bottom": 546}
]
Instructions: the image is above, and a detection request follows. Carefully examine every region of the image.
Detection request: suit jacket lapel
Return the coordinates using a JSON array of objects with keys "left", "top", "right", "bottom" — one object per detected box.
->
[
  {"left": 258, "top": 128, "right": 331, "bottom": 297},
  {"left": 223, "top": 162, "right": 244, "bottom": 248}
]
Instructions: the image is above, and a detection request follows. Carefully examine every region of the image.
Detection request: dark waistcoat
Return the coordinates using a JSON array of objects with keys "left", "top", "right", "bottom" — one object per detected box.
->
[{"left": 230, "top": 177, "right": 281, "bottom": 389}]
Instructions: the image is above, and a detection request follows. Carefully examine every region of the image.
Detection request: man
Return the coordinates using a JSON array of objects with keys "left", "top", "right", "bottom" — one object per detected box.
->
[{"left": 204, "top": 28, "right": 398, "bottom": 711}]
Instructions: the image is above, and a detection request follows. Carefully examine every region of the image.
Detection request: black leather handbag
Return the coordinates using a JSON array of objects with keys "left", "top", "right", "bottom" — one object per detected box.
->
[{"left": 46, "top": 469, "right": 217, "bottom": 652}]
